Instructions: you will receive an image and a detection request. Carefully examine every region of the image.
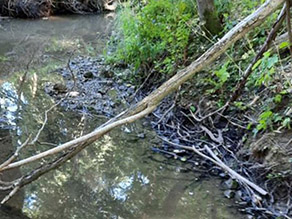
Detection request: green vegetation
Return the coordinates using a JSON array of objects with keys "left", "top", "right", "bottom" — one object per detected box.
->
[{"left": 106, "top": 0, "right": 197, "bottom": 81}]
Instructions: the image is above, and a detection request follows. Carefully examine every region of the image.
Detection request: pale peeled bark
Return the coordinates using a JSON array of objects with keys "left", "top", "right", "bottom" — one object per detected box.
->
[{"left": 1, "top": 0, "right": 285, "bottom": 171}]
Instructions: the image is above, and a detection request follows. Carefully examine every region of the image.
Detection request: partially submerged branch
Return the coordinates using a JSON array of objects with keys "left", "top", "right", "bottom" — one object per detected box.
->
[{"left": 162, "top": 138, "right": 268, "bottom": 196}]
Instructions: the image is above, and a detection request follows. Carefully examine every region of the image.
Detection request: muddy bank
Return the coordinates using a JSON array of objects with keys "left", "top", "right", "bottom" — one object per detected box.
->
[
  {"left": 45, "top": 56, "right": 135, "bottom": 117},
  {"left": 0, "top": 0, "right": 116, "bottom": 18}
]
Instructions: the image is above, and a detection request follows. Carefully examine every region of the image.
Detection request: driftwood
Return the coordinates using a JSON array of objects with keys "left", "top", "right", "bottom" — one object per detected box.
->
[
  {"left": 161, "top": 138, "right": 268, "bottom": 196},
  {"left": 0, "top": 0, "right": 285, "bottom": 203}
]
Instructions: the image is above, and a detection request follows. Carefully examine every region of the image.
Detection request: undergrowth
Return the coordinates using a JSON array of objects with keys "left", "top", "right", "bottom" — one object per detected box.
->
[{"left": 106, "top": 0, "right": 198, "bottom": 83}]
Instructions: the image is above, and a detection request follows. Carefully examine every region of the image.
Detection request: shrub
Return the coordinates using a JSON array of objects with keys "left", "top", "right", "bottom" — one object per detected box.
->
[{"left": 106, "top": 0, "right": 196, "bottom": 81}]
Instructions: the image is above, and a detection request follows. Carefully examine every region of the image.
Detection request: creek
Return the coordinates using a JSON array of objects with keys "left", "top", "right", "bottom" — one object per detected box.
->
[{"left": 0, "top": 14, "right": 245, "bottom": 218}]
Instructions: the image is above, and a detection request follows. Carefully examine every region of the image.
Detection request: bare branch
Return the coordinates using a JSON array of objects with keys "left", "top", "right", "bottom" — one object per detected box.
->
[
  {"left": 162, "top": 138, "right": 268, "bottom": 196},
  {"left": 1, "top": 186, "right": 20, "bottom": 205},
  {"left": 0, "top": 137, "right": 30, "bottom": 171}
]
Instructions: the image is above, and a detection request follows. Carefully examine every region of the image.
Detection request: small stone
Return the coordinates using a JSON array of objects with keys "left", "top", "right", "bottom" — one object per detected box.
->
[
  {"left": 137, "top": 133, "right": 145, "bottom": 139},
  {"left": 100, "top": 67, "right": 114, "bottom": 78},
  {"left": 96, "top": 93, "right": 102, "bottom": 98},
  {"left": 108, "top": 88, "right": 118, "bottom": 99},
  {"left": 235, "top": 190, "right": 243, "bottom": 201},
  {"left": 123, "top": 127, "right": 131, "bottom": 133},
  {"left": 209, "top": 167, "right": 221, "bottom": 176},
  {"left": 53, "top": 83, "right": 67, "bottom": 93},
  {"left": 224, "top": 190, "right": 235, "bottom": 199},
  {"left": 219, "top": 172, "right": 227, "bottom": 178},
  {"left": 68, "top": 91, "right": 79, "bottom": 97},
  {"left": 224, "top": 178, "right": 239, "bottom": 189},
  {"left": 84, "top": 71, "right": 94, "bottom": 78},
  {"left": 119, "top": 85, "right": 126, "bottom": 90}
]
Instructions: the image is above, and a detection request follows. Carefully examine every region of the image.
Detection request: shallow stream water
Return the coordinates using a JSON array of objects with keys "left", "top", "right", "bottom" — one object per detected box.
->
[{"left": 0, "top": 14, "right": 245, "bottom": 218}]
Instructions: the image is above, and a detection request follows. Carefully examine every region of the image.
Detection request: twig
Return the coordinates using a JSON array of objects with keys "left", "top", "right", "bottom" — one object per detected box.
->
[
  {"left": 204, "top": 146, "right": 267, "bottom": 195},
  {"left": 1, "top": 186, "right": 20, "bottom": 205},
  {"left": 0, "top": 137, "right": 30, "bottom": 171},
  {"left": 162, "top": 138, "right": 268, "bottom": 196},
  {"left": 67, "top": 50, "right": 77, "bottom": 88},
  {"left": 190, "top": 103, "right": 228, "bottom": 122},
  {"left": 199, "top": 125, "right": 223, "bottom": 144}
]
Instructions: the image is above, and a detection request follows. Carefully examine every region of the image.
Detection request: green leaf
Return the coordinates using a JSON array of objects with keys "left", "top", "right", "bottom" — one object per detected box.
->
[
  {"left": 260, "top": 110, "right": 273, "bottom": 120},
  {"left": 252, "top": 59, "right": 262, "bottom": 70},
  {"left": 215, "top": 62, "right": 230, "bottom": 83},
  {"left": 263, "top": 51, "right": 271, "bottom": 58},
  {"left": 282, "top": 117, "right": 291, "bottom": 128},
  {"left": 190, "top": 105, "right": 196, "bottom": 112},
  {"left": 274, "top": 94, "right": 282, "bottom": 103},
  {"left": 273, "top": 114, "right": 282, "bottom": 122},
  {"left": 267, "top": 55, "right": 278, "bottom": 68},
  {"left": 279, "top": 41, "right": 289, "bottom": 49},
  {"left": 247, "top": 123, "right": 253, "bottom": 130}
]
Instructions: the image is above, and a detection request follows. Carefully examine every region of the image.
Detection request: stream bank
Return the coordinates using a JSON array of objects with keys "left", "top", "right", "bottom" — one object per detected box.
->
[{"left": 0, "top": 0, "right": 116, "bottom": 18}]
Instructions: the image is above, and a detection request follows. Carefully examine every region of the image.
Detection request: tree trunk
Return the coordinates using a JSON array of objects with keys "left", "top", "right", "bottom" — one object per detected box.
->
[{"left": 196, "top": 0, "right": 222, "bottom": 35}]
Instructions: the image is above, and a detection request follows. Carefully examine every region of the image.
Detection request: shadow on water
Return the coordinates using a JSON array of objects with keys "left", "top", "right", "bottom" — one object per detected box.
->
[
  {"left": 0, "top": 130, "right": 28, "bottom": 219},
  {"left": 0, "top": 15, "right": 246, "bottom": 218}
]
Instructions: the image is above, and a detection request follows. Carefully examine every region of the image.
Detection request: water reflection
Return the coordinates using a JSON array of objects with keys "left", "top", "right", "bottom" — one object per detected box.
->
[
  {"left": 0, "top": 82, "right": 19, "bottom": 128},
  {"left": 0, "top": 14, "right": 113, "bottom": 77}
]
